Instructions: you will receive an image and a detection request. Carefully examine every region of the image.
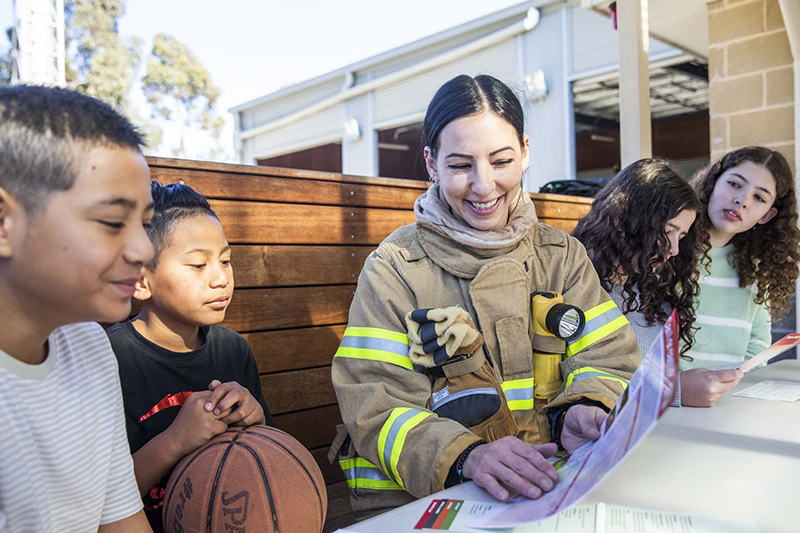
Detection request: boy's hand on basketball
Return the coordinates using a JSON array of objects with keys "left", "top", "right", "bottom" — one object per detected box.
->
[
  {"left": 166, "top": 390, "right": 228, "bottom": 457},
  {"left": 680, "top": 368, "right": 743, "bottom": 407},
  {"left": 560, "top": 404, "right": 607, "bottom": 453},
  {"left": 207, "top": 379, "right": 266, "bottom": 426}
]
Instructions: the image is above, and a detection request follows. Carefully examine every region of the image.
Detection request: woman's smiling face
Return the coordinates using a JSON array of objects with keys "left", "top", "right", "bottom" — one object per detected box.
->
[{"left": 424, "top": 112, "right": 529, "bottom": 232}]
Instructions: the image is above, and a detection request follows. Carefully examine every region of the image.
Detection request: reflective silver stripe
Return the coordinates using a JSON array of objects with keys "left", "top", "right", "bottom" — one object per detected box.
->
[
  {"left": 339, "top": 335, "right": 409, "bottom": 357},
  {"left": 566, "top": 304, "right": 627, "bottom": 356},
  {"left": 503, "top": 387, "right": 534, "bottom": 403},
  {"left": 342, "top": 466, "right": 392, "bottom": 482},
  {"left": 582, "top": 305, "right": 624, "bottom": 335},
  {"left": 431, "top": 387, "right": 497, "bottom": 411},
  {"left": 381, "top": 409, "right": 422, "bottom": 483}
]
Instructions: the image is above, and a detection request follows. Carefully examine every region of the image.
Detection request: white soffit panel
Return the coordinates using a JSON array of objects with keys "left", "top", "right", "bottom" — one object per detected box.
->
[
  {"left": 373, "top": 39, "right": 517, "bottom": 125},
  {"left": 576, "top": 0, "right": 708, "bottom": 58},
  {"left": 249, "top": 77, "right": 344, "bottom": 129},
  {"left": 251, "top": 104, "right": 343, "bottom": 159},
  {"left": 569, "top": 6, "right": 678, "bottom": 77}
]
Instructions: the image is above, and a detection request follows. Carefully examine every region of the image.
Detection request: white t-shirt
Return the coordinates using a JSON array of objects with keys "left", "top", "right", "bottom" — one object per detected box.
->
[{"left": 0, "top": 322, "right": 143, "bottom": 532}]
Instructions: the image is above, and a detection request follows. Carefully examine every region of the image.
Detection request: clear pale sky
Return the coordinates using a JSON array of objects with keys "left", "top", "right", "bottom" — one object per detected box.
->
[{"left": 0, "top": 0, "right": 525, "bottom": 159}]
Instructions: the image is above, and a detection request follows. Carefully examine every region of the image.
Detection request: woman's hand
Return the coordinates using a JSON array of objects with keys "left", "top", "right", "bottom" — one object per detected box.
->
[
  {"left": 560, "top": 404, "right": 607, "bottom": 453},
  {"left": 680, "top": 368, "right": 743, "bottom": 407},
  {"left": 461, "top": 437, "right": 559, "bottom": 501}
]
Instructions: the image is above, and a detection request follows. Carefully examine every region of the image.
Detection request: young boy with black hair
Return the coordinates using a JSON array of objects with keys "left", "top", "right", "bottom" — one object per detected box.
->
[
  {"left": 0, "top": 86, "right": 154, "bottom": 531},
  {"left": 106, "top": 181, "right": 272, "bottom": 532}
]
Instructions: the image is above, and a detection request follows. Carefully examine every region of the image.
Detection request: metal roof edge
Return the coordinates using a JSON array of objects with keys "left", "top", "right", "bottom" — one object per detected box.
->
[{"left": 229, "top": 0, "right": 561, "bottom": 114}]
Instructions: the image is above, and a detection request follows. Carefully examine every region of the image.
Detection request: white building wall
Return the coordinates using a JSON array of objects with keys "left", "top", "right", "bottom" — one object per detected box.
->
[
  {"left": 520, "top": 6, "right": 574, "bottom": 192},
  {"left": 342, "top": 85, "right": 377, "bottom": 176}
]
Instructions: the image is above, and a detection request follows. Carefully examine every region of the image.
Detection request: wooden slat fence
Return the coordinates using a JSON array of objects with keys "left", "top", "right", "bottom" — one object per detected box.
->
[{"left": 146, "top": 156, "right": 593, "bottom": 531}]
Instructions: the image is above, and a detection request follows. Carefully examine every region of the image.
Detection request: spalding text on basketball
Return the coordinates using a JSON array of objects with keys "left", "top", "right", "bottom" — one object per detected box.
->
[{"left": 221, "top": 490, "right": 249, "bottom": 531}]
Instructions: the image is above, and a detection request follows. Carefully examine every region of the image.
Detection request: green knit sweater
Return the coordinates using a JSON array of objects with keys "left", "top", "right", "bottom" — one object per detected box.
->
[{"left": 681, "top": 244, "right": 771, "bottom": 370}]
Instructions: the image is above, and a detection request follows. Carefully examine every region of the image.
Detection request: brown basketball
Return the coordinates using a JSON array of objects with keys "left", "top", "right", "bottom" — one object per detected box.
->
[{"left": 162, "top": 425, "right": 327, "bottom": 533}]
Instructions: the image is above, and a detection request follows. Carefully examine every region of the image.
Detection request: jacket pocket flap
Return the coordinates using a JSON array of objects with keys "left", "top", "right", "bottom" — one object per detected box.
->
[{"left": 496, "top": 315, "right": 533, "bottom": 376}]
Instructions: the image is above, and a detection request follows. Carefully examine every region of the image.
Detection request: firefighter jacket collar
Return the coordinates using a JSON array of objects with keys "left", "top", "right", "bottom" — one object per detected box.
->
[
  {"left": 413, "top": 183, "right": 537, "bottom": 251},
  {"left": 413, "top": 183, "right": 538, "bottom": 279}
]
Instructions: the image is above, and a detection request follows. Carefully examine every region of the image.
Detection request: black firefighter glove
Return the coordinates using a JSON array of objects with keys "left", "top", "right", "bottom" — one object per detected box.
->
[{"left": 405, "top": 307, "right": 484, "bottom": 367}]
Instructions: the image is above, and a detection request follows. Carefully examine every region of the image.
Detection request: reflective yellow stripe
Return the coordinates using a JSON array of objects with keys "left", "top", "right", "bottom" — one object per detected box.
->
[
  {"left": 507, "top": 399, "right": 534, "bottom": 411},
  {"left": 378, "top": 408, "right": 433, "bottom": 490},
  {"left": 389, "top": 412, "right": 431, "bottom": 489},
  {"left": 334, "top": 347, "right": 414, "bottom": 370},
  {"left": 566, "top": 300, "right": 629, "bottom": 357},
  {"left": 584, "top": 300, "right": 617, "bottom": 321},
  {"left": 501, "top": 378, "right": 534, "bottom": 391},
  {"left": 343, "top": 327, "right": 409, "bottom": 345},
  {"left": 335, "top": 327, "right": 413, "bottom": 370},
  {"left": 378, "top": 409, "right": 406, "bottom": 485},
  {"left": 564, "top": 367, "right": 629, "bottom": 389},
  {"left": 339, "top": 457, "right": 405, "bottom": 491},
  {"left": 339, "top": 457, "right": 375, "bottom": 470},
  {"left": 567, "top": 315, "right": 628, "bottom": 356},
  {"left": 346, "top": 478, "right": 406, "bottom": 490},
  {"left": 501, "top": 378, "right": 535, "bottom": 411}
]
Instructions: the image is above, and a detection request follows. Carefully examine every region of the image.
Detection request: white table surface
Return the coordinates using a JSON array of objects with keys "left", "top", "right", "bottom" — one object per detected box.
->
[
  {"left": 342, "top": 361, "right": 800, "bottom": 533},
  {"left": 659, "top": 360, "right": 800, "bottom": 443}
]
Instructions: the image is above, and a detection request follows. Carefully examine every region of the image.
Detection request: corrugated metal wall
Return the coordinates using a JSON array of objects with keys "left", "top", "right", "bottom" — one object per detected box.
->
[
  {"left": 245, "top": 77, "right": 345, "bottom": 159},
  {"left": 251, "top": 105, "right": 343, "bottom": 159}
]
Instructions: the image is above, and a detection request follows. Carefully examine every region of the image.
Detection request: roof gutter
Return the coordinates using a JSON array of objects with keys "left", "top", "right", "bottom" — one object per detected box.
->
[{"left": 238, "top": 8, "right": 541, "bottom": 142}]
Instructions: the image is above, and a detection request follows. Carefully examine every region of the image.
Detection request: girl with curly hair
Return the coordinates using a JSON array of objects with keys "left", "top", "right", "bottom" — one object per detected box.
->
[
  {"left": 683, "top": 146, "right": 800, "bottom": 406},
  {"left": 573, "top": 159, "right": 706, "bottom": 407}
]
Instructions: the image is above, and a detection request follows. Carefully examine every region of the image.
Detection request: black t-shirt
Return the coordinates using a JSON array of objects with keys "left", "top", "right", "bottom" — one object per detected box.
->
[{"left": 108, "top": 320, "right": 272, "bottom": 532}]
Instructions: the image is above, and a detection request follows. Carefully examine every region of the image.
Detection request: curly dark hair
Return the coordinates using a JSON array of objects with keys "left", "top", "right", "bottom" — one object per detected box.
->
[
  {"left": 573, "top": 159, "right": 707, "bottom": 357},
  {"left": 692, "top": 147, "right": 800, "bottom": 319}
]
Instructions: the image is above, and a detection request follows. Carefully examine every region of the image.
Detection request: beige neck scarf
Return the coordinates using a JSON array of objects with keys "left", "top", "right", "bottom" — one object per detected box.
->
[{"left": 413, "top": 183, "right": 538, "bottom": 277}]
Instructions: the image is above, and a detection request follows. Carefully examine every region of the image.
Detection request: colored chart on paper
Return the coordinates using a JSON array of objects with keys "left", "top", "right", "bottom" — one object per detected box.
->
[{"left": 414, "top": 499, "right": 465, "bottom": 530}]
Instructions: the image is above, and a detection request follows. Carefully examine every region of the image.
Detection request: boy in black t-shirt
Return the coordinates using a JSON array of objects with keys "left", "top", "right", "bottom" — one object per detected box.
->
[{"left": 107, "top": 181, "right": 272, "bottom": 532}]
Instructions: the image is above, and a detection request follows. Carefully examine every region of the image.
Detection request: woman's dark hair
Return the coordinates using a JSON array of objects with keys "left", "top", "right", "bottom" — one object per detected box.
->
[
  {"left": 573, "top": 159, "right": 707, "bottom": 357},
  {"left": 146, "top": 181, "right": 218, "bottom": 270},
  {"left": 422, "top": 74, "right": 524, "bottom": 154},
  {"left": 692, "top": 146, "right": 800, "bottom": 319}
]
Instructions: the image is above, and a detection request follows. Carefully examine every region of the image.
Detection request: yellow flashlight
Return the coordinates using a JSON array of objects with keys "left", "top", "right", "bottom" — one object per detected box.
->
[{"left": 531, "top": 292, "right": 585, "bottom": 399}]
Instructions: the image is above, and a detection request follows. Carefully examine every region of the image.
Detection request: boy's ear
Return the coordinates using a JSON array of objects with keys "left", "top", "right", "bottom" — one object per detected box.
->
[
  {"left": 134, "top": 271, "right": 152, "bottom": 302},
  {"left": 758, "top": 207, "right": 778, "bottom": 226},
  {"left": 0, "top": 186, "right": 23, "bottom": 259}
]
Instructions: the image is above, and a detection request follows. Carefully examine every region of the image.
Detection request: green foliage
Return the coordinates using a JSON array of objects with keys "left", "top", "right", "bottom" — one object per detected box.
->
[
  {"left": 0, "top": 1, "right": 225, "bottom": 156},
  {"left": 62, "top": 0, "right": 223, "bottom": 153},
  {"left": 65, "top": 0, "right": 141, "bottom": 114},
  {"left": 142, "top": 34, "right": 224, "bottom": 139}
]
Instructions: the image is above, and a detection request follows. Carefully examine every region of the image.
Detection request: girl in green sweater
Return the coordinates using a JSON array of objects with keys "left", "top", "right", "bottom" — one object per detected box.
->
[{"left": 685, "top": 147, "right": 800, "bottom": 406}]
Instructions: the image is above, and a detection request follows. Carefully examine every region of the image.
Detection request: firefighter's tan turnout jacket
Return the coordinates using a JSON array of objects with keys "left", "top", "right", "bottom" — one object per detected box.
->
[{"left": 330, "top": 187, "right": 641, "bottom": 517}]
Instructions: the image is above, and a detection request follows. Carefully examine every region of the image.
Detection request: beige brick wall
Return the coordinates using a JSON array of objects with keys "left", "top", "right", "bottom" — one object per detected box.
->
[{"left": 708, "top": 0, "right": 795, "bottom": 171}]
